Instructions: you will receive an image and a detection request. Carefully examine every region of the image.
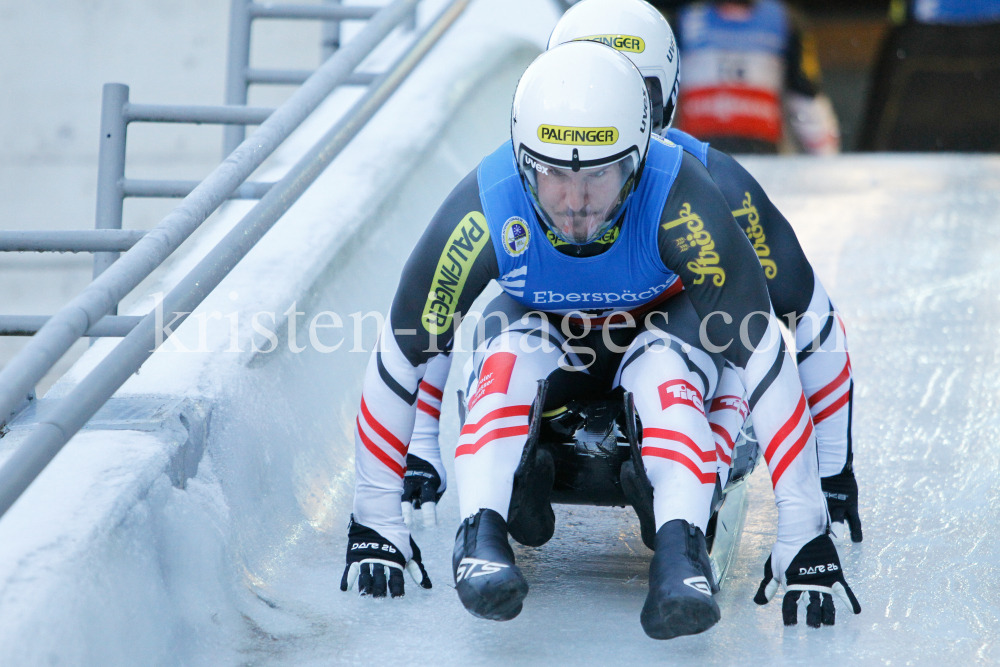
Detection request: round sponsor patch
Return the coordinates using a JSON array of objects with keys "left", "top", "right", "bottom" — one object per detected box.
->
[{"left": 502, "top": 217, "right": 530, "bottom": 257}]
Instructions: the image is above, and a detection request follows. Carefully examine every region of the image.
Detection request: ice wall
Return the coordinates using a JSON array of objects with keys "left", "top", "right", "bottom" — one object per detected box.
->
[
  {"left": 0, "top": 0, "right": 551, "bottom": 662},
  {"left": 0, "top": 0, "right": 295, "bottom": 393}
]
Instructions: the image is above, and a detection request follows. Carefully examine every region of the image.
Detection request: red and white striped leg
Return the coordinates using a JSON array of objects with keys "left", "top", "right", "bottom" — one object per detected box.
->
[
  {"left": 617, "top": 330, "right": 720, "bottom": 533},
  {"left": 352, "top": 325, "right": 423, "bottom": 559},
  {"left": 795, "top": 275, "right": 853, "bottom": 477},
  {"left": 742, "top": 311, "right": 827, "bottom": 561},
  {"left": 454, "top": 332, "right": 563, "bottom": 521},
  {"left": 707, "top": 364, "right": 749, "bottom": 487}
]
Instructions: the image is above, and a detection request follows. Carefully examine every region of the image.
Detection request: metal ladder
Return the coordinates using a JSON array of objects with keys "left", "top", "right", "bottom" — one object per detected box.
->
[{"left": 0, "top": 0, "right": 470, "bottom": 518}]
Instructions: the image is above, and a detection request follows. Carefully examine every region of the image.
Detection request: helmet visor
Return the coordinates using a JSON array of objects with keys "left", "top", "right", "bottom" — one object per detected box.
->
[{"left": 518, "top": 147, "right": 639, "bottom": 245}]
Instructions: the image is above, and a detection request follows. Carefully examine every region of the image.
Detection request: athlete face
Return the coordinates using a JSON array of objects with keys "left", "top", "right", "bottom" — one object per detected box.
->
[{"left": 535, "top": 161, "right": 626, "bottom": 244}]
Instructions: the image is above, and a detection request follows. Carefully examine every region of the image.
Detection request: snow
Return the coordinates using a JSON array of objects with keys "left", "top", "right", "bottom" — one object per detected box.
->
[{"left": 3, "top": 0, "right": 1000, "bottom": 663}]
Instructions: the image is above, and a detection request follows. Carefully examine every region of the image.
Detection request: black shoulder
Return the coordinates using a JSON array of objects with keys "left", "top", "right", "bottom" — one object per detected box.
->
[
  {"left": 390, "top": 167, "right": 498, "bottom": 365},
  {"left": 704, "top": 147, "right": 762, "bottom": 203},
  {"left": 657, "top": 151, "right": 772, "bottom": 368},
  {"left": 704, "top": 147, "right": 815, "bottom": 316},
  {"left": 659, "top": 151, "right": 733, "bottom": 236},
  {"left": 657, "top": 152, "right": 752, "bottom": 290}
]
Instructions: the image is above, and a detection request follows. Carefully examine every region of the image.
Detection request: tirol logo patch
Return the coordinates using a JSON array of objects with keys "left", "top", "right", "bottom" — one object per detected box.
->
[
  {"left": 502, "top": 217, "right": 530, "bottom": 256},
  {"left": 683, "top": 576, "right": 713, "bottom": 596},
  {"left": 538, "top": 125, "right": 619, "bottom": 146},
  {"left": 574, "top": 34, "right": 645, "bottom": 53},
  {"left": 710, "top": 394, "right": 748, "bottom": 420},
  {"left": 658, "top": 380, "right": 705, "bottom": 414},
  {"left": 469, "top": 352, "right": 516, "bottom": 410}
]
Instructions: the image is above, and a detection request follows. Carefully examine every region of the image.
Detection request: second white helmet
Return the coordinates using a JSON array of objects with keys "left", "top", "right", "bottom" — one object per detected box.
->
[
  {"left": 511, "top": 41, "right": 651, "bottom": 245},
  {"left": 548, "top": 0, "right": 680, "bottom": 132}
]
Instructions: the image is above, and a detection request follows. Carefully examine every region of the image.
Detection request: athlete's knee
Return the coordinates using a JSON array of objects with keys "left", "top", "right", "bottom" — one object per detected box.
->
[
  {"left": 617, "top": 335, "right": 718, "bottom": 487},
  {"left": 619, "top": 337, "right": 717, "bottom": 420}
]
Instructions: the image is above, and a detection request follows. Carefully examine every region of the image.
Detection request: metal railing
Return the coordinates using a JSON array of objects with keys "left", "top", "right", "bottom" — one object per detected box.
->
[
  {"left": 0, "top": 0, "right": 418, "bottom": 330},
  {"left": 0, "top": 0, "right": 439, "bottom": 341},
  {"left": 0, "top": 0, "right": 470, "bottom": 518},
  {"left": 222, "top": 0, "right": 417, "bottom": 158},
  {"left": 0, "top": 82, "right": 283, "bottom": 326}
]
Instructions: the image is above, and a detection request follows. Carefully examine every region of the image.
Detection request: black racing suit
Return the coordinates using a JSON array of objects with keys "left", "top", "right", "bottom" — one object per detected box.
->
[{"left": 352, "top": 149, "right": 828, "bottom": 579}]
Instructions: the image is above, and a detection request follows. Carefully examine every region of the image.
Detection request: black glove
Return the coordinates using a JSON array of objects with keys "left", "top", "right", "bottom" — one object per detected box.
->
[
  {"left": 339, "top": 515, "right": 431, "bottom": 598},
  {"left": 401, "top": 454, "right": 443, "bottom": 527},
  {"left": 822, "top": 468, "right": 863, "bottom": 542},
  {"left": 754, "top": 534, "right": 861, "bottom": 627}
]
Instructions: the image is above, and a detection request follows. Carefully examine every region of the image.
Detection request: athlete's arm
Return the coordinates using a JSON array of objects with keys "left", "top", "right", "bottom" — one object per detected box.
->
[
  {"left": 389, "top": 169, "right": 498, "bottom": 364},
  {"left": 352, "top": 167, "right": 498, "bottom": 558},
  {"left": 657, "top": 152, "right": 770, "bottom": 369},
  {"left": 657, "top": 152, "right": 829, "bottom": 566},
  {"left": 706, "top": 149, "right": 860, "bottom": 537},
  {"left": 705, "top": 147, "right": 813, "bottom": 318}
]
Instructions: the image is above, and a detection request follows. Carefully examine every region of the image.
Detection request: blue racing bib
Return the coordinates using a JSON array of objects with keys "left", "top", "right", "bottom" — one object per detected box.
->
[
  {"left": 665, "top": 128, "right": 710, "bottom": 168},
  {"left": 477, "top": 137, "right": 684, "bottom": 322}
]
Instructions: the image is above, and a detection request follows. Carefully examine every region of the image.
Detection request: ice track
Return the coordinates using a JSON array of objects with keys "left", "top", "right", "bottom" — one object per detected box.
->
[
  {"left": 230, "top": 156, "right": 1000, "bottom": 667},
  {"left": 4, "top": 14, "right": 1000, "bottom": 667}
]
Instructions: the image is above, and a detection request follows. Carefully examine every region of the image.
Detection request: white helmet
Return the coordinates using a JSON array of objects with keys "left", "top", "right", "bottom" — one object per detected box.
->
[
  {"left": 511, "top": 41, "right": 651, "bottom": 245},
  {"left": 548, "top": 0, "right": 680, "bottom": 132}
]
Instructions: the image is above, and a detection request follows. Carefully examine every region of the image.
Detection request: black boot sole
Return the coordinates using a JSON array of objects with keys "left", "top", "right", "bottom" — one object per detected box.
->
[
  {"left": 457, "top": 575, "right": 530, "bottom": 621},
  {"left": 640, "top": 593, "right": 721, "bottom": 640}
]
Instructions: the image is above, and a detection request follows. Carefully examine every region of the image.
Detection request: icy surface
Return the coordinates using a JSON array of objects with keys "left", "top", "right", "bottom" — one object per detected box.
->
[
  {"left": 222, "top": 153, "right": 1000, "bottom": 666},
  {"left": 3, "top": 1, "right": 1000, "bottom": 663}
]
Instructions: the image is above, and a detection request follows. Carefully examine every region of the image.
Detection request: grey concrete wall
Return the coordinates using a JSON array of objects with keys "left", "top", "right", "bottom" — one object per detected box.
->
[
  {"left": 0, "top": 0, "right": 334, "bottom": 393},
  {"left": 0, "top": 12, "right": 547, "bottom": 659}
]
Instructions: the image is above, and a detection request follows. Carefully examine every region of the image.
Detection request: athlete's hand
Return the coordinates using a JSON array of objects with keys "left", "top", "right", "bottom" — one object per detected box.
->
[
  {"left": 754, "top": 534, "right": 860, "bottom": 627},
  {"left": 340, "top": 515, "right": 431, "bottom": 597},
  {"left": 822, "top": 468, "right": 863, "bottom": 542},
  {"left": 401, "top": 454, "right": 443, "bottom": 527}
]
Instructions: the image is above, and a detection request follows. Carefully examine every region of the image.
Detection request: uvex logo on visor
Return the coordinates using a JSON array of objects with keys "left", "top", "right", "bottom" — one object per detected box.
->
[
  {"left": 573, "top": 34, "right": 645, "bottom": 53},
  {"left": 537, "top": 125, "right": 619, "bottom": 145}
]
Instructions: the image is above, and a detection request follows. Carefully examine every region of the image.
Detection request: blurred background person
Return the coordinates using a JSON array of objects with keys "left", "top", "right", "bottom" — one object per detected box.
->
[
  {"left": 858, "top": 0, "right": 1000, "bottom": 151},
  {"left": 672, "top": 0, "right": 841, "bottom": 155}
]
